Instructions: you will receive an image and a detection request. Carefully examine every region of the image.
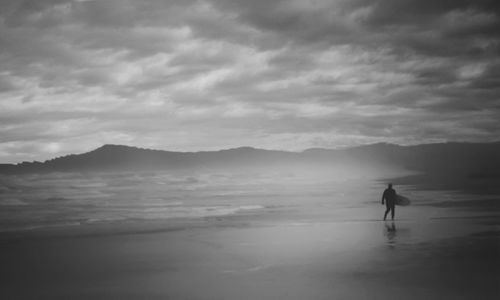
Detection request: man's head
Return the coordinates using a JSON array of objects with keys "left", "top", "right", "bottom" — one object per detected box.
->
[{"left": 388, "top": 183, "right": 393, "bottom": 189}]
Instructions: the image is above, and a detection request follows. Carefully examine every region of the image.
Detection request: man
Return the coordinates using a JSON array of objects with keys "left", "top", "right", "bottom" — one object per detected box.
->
[{"left": 381, "top": 183, "right": 396, "bottom": 220}]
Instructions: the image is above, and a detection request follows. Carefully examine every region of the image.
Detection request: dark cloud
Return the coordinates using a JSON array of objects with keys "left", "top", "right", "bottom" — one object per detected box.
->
[{"left": 0, "top": 0, "right": 499, "bottom": 162}]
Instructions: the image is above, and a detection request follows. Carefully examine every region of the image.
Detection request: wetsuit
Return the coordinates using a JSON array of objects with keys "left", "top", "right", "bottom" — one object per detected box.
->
[{"left": 382, "top": 187, "right": 396, "bottom": 220}]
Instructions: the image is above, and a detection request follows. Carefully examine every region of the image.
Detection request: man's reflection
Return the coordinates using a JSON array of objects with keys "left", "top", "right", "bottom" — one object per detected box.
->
[{"left": 384, "top": 221, "right": 397, "bottom": 248}]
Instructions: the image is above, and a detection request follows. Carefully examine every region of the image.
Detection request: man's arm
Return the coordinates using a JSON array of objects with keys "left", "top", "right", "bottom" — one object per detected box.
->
[{"left": 381, "top": 190, "right": 386, "bottom": 205}]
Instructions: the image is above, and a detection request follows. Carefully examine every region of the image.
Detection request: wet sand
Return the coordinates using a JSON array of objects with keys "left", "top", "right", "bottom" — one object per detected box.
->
[{"left": 1, "top": 209, "right": 499, "bottom": 300}]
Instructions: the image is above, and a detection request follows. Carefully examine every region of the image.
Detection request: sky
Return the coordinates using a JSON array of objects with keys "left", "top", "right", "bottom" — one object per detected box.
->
[{"left": 1, "top": 0, "right": 499, "bottom": 163}]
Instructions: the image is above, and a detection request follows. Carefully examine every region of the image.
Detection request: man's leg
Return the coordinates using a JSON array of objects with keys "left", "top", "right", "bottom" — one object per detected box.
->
[
  {"left": 384, "top": 204, "right": 390, "bottom": 220},
  {"left": 391, "top": 203, "right": 395, "bottom": 220}
]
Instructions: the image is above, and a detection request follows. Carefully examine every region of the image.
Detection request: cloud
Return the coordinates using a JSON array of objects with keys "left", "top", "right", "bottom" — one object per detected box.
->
[{"left": 0, "top": 0, "right": 499, "bottom": 162}]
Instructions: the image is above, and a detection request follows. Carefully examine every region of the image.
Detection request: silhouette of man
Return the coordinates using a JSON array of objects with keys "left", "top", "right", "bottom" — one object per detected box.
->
[{"left": 382, "top": 183, "right": 396, "bottom": 220}]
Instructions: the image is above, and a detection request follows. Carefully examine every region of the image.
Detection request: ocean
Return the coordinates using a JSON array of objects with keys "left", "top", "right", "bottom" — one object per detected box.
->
[{"left": 1, "top": 171, "right": 497, "bottom": 236}]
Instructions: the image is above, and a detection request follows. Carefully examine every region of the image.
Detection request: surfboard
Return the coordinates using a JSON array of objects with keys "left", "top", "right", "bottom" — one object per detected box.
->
[{"left": 395, "top": 194, "right": 410, "bottom": 206}]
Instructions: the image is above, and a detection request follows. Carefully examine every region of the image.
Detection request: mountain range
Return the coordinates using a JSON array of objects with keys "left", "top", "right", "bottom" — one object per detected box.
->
[{"left": 1, "top": 143, "right": 500, "bottom": 182}]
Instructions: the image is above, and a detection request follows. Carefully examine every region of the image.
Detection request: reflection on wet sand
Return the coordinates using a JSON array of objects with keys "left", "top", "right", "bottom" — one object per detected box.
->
[{"left": 384, "top": 221, "right": 397, "bottom": 248}]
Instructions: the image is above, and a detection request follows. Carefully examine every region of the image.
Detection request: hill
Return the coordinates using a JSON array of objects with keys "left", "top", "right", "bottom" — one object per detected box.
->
[{"left": 1, "top": 143, "right": 499, "bottom": 181}]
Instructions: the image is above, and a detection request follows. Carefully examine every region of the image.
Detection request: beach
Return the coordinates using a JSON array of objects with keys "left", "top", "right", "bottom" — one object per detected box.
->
[
  {"left": 0, "top": 173, "right": 499, "bottom": 299},
  {"left": 2, "top": 0, "right": 500, "bottom": 298}
]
